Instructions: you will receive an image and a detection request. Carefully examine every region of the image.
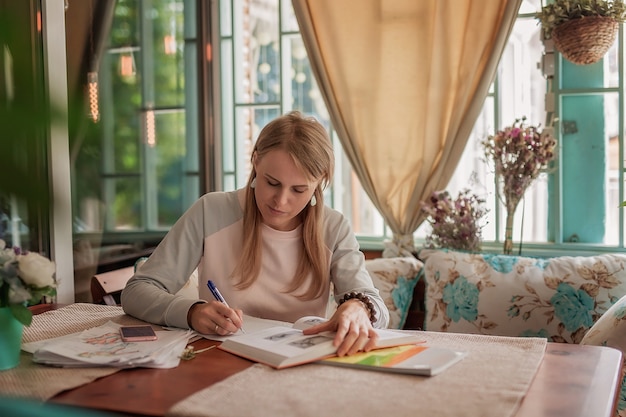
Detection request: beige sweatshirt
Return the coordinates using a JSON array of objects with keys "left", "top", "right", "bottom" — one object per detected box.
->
[{"left": 121, "top": 189, "right": 389, "bottom": 329}]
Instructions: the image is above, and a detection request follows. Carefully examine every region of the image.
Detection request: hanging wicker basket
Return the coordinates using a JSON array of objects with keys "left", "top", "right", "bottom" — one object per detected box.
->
[{"left": 551, "top": 16, "right": 619, "bottom": 65}]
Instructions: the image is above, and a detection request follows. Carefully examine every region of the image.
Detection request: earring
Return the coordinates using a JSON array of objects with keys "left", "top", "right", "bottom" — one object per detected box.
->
[
  {"left": 250, "top": 178, "right": 257, "bottom": 189},
  {"left": 310, "top": 195, "right": 317, "bottom": 207}
]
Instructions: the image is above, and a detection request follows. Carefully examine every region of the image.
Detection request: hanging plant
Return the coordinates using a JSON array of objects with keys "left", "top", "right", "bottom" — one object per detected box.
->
[{"left": 535, "top": 0, "right": 626, "bottom": 65}]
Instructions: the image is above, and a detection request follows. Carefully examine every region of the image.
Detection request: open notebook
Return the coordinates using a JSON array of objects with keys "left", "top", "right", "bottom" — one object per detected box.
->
[{"left": 218, "top": 316, "right": 426, "bottom": 369}]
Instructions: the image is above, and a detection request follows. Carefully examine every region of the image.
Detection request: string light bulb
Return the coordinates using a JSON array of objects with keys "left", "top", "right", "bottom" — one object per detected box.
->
[
  {"left": 87, "top": 71, "right": 99, "bottom": 122},
  {"left": 120, "top": 52, "right": 136, "bottom": 77},
  {"left": 144, "top": 108, "right": 156, "bottom": 147},
  {"left": 164, "top": 35, "right": 176, "bottom": 55},
  {"left": 86, "top": 0, "right": 99, "bottom": 123}
]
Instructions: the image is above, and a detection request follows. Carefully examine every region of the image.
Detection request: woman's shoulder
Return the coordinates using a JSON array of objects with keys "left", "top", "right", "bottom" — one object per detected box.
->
[
  {"left": 322, "top": 205, "right": 353, "bottom": 238},
  {"left": 322, "top": 204, "right": 348, "bottom": 224},
  {"left": 198, "top": 189, "right": 240, "bottom": 204},
  {"left": 194, "top": 190, "right": 244, "bottom": 221}
]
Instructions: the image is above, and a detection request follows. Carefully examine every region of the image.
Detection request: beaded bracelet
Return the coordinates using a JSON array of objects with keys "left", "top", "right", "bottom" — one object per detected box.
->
[{"left": 338, "top": 292, "right": 377, "bottom": 324}]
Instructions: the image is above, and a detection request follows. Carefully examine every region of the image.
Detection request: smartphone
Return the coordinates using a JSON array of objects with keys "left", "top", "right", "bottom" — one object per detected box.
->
[{"left": 119, "top": 325, "right": 158, "bottom": 342}]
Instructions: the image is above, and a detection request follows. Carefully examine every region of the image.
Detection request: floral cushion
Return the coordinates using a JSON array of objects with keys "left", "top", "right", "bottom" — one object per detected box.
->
[
  {"left": 364, "top": 257, "right": 423, "bottom": 329},
  {"left": 580, "top": 295, "right": 626, "bottom": 416},
  {"left": 420, "top": 249, "right": 626, "bottom": 343}
]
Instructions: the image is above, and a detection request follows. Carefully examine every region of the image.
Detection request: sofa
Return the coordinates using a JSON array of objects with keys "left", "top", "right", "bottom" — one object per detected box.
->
[
  {"left": 403, "top": 248, "right": 626, "bottom": 417},
  {"left": 416, "top": 249, "right": 626, "bottom": 342}
]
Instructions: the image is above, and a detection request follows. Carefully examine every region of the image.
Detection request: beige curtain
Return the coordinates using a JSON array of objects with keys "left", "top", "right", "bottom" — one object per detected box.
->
[{"left": 292, "top": 0, "right": 521, "bottom": 256}]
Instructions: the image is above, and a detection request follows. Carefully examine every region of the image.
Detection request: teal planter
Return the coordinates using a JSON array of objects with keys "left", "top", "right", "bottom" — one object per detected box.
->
[{"left": 0, "top": 307, "right": 24, "bottom": 370}]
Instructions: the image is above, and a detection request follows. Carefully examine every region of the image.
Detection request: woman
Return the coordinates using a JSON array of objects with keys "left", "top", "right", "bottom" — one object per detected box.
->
[{"left": 121, "top": 111, "right": 389, "bottom": 356}]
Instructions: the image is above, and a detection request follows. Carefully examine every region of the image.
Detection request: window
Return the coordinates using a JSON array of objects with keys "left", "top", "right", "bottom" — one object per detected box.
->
[
  {"left": 216, "top": 0, "right": 387, "bottom": 239},
  {"left": 0, "top": 0, "right": 50, "bottom": 255},
  {"left": 69, "top": 0, "right": 626, "bottom": 304},
  {"left": 444, "top": 2, "right": 551, "bottom": 249},
  {"left": 71, "top": 0, "right": 200, "bottom": 301},
  {"left": 217, "top": 0, "right": 626, "bottom": 255}
]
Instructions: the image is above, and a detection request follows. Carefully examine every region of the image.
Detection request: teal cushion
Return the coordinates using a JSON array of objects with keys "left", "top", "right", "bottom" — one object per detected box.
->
[{"left": 365, "top": 257, "right": 423, "bottom": 329}]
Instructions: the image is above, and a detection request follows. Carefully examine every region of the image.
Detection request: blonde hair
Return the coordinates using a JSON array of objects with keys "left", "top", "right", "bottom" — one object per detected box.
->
[{"left": 233, "top": 111, "right": 334, "bottom": 299}]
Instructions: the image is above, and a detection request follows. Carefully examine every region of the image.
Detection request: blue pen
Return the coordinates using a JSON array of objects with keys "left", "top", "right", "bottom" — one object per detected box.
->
[{"left": 207, "top": 280, "right": 246, "bottom": 333}]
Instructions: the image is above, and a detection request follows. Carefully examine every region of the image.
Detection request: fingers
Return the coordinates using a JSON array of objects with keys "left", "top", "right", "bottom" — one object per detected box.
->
[
  {"left": 363, "top": 328, "right": 379, "bottom": 352},
  {"left": 329, "top": 298, "right": 377, "bottom": 356},
  {"left": 302, "top": 321, "right": 332, "bottom": 335},
  {"left": 334, "top": 322, "right": 371, "bottom": 356},
  {"left": 188, "top": 301, "right": 244, "bottom": 334}
]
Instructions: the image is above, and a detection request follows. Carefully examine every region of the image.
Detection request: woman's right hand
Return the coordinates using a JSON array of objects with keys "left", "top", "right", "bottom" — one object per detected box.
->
[{"left": 187, "top": 301, "right": 244, "bottom": 335}]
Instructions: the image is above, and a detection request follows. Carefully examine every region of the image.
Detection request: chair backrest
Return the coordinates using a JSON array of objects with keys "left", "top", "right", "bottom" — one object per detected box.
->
[
  {"left": 91, "top": 266, "right": 134, "bottom": 305},
  {"left": 91, "top": 257, "right": 199, "bottom": 305}
]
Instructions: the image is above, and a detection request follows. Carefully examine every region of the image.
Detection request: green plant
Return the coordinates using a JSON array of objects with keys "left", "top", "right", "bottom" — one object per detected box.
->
[
  {"left": 535, "top": 0, "right": 626, "bottom": 38},
  {"left": 0, "top": 239, "right": 56, "bottom": 326}
]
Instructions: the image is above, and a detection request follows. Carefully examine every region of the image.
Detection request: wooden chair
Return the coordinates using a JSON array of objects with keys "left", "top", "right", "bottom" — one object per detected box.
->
[{"left": 90, "top": 266, "right": 134, "bottom": 305}]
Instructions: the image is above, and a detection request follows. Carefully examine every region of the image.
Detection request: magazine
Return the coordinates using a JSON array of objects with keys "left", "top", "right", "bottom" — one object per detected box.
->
[
  {"left": 22, "top": 321, "right": 194, "bottom": 369},
  {"left": 319, "top": 344, "right": 467, "bottom": 376},
  {"left": 218, "top": 316, "right": 425, "bottom": 369}
]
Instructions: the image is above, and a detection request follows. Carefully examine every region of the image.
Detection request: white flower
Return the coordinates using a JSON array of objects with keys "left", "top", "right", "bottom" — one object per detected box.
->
[
  {"left": 17, "top": 252, "right": 56, "bottom": 288},
  {"left": 8, "top": 279, "right": 31, "bottom": 304}
]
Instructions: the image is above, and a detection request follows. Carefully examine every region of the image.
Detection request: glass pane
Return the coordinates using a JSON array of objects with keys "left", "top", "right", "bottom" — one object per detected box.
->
[
  {"left": 109, "top": 177, "right": 142, "bottom": 230},
  {"left": 221, "top": 38, "right": 235, "bottom": 176},
  {"left": 499, "top": 16, "right": 546, "bottom": 128},
  {"left": 519, "top": 0, "right": 542, "bottom": 15},
  {"left": 281, "top": 0, "right": 299, "bottom": 32},
  {"left": 233, "top": 106, "right": 281, "bottom": 189},
  {"left": 233, "top": 0, "right": 279, "bottom": 104},
  {"left": 112, "top": 110, "right": 141, "bottom": 173},
  {"left": 349, "top": 174, "right": 386, "bottom": 236},
  {"left": 154, "top": 110, "right": 188, "bottom": 226},
  {"left": 220, "top": 0, "right": 232, "bottom": 37},
  {"left": 110, "top": 0, "right": 140, "bottom": 48},
  {"left": 447, "top": 10, "right": 547, "bottom": 248},
  {"left": 605, "top": 36, "right": 619, "bottom": 89},
  {"left": 99, "top": 57, "right": 142, "bottom": 175},
  {"left": 447, "top": 98, "right": 496, "bottom": 242},
  {"left": 72, "top": 0, "right": 200, "bottom": 303},
  {"left": 283, "top": 34, "right": 325, "bottom": 116},
  {"left": 0, "top": 196, "right": 30, "bottom": 250},
  {"left": 151, "top": 0, "right": 186, "bottom": 107}
]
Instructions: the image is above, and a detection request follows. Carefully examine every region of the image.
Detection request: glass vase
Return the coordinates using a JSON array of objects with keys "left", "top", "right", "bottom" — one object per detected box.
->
[
  {"left": 504, "top": 210, "right": 514, "bottom": 255},
  {"left": 0, "top": 307, "right": 24, "bottom": 370},
  {"left": 503, "top": 196, "right": 522, "bottom": 255}
]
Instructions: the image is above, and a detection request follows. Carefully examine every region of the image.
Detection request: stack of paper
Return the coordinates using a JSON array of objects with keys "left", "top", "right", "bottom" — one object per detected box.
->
[{"left": 22, "top": 321, "right": 194, "bottom": 369}]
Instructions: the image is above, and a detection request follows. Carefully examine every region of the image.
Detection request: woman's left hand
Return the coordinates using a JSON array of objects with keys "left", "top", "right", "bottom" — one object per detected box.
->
[{"left": 302, "top": 299, "right": 378, "bottom": 356}]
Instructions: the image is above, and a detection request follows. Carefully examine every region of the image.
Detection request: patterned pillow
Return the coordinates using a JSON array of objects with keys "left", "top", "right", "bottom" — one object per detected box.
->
[
  {"left": 580, "top": 295, "right": 626, "bottom": 416},
  {"left": 421, "top": 249, "right": 626, "bottom": 343},
  {"left": 364, "top": 257, "right": 423, "bottom": 329}
]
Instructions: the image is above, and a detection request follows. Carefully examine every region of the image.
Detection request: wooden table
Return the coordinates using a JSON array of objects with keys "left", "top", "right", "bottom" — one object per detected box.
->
[{"left": 31, "top": 305, "right": 624, "bottom": 417}]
